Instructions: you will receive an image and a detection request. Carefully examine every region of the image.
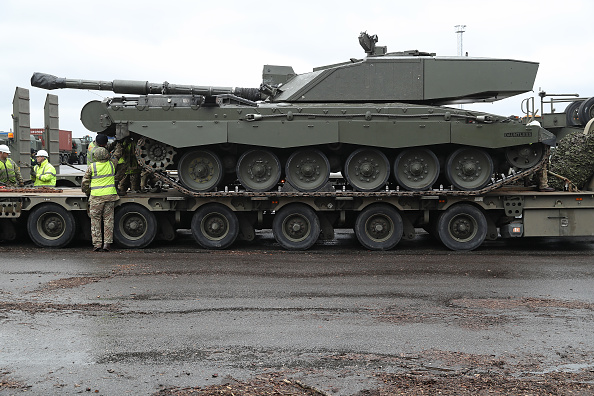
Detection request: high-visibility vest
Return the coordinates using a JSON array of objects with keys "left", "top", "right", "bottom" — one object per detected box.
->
[
  {"left": 33, "top": 159, "right": 56, "bottom": 187},
  {"left": 90, "top": 160, "right": 117, "bottom": 196},
  {"left": 0, "top": 158, "right": 18, "bottom": 184}
]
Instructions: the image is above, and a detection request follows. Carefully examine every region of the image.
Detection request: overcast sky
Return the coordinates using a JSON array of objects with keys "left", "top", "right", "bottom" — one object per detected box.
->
[{"left": 1, "top": 0, "right": 592, "bottom": 137}]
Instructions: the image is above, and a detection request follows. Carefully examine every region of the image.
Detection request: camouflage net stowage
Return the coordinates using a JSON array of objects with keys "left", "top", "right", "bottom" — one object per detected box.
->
[{"left": 549, "top": 131, "right": 594, "bottom": 190}]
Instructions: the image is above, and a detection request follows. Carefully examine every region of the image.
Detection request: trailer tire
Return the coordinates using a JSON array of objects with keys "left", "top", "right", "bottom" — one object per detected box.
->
[
  {"left": 27, "top": 203, "right": 76, "bottom": 248},
  {"left": 114, "top": 203, "right": 157, "bottom": 248},
  {"left": 191, "top": 203, "right": 239, "bottom": 249},
  {"left": 273, "top": 204, "right": 320, "bottom": 250},
  {"left": 354, "top": 204, "right": 403, "bottom": 250},
  {"left": 437, "top": 204, "right": 487, "bottom": 251}
]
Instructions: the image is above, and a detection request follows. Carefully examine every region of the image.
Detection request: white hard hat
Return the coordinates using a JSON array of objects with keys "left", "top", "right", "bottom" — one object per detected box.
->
[
  {"left": 0, "top": 144, "right": 10, "bottom": 154},
  {"left": 36, "top": 149, "right": 49, "bottom": 157}
]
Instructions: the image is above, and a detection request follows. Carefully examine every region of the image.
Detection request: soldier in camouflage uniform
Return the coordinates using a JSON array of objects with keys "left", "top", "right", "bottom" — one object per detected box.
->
[
  {"left": 82, "top": 143, "right": 122, "bottom": 252},
  {"left": 117, "top": 138, "right": 141, "bottom": 195},
  {"left": 86, "top": 133, "right": 109, "bottom": 164}
]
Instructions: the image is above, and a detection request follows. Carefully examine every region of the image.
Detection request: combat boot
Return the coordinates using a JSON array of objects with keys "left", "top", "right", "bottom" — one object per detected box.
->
[{"left": 102, "top": 243, "right": 111, "bottom": 252}]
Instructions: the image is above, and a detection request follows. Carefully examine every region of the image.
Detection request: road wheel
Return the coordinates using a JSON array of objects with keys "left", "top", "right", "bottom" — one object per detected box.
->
[
  {"left": 27, "top": 203, "right": 76, "bottom": 248},
  {"left": 344, "top": 148, "right": 390, "bottom": 192},
  {"left": 114, "top": 203, "right": 157, "bottom": 248},
  {"left": 236, "top": 149, "right": 281, "bottom": 192},
  {"left": 285, "top": 149, "right": 330, "bottom": 192},
  {"left": 177, "top": 149, "right": 223, "bottom": 192},
  {"left": 273, "top": 204, "right": 320, "bottom": 250},
  {"left": 394, "top": 148, "right": 440, "bottom": 191},
  {"left": 437, "top": 204, "right": 487, "bottom": 251},
  {"left": 445, "top": 147, "right": 493, "bottom": 191},
  {"left": 191, "top": 204, "right": 239, "bottom": 249},
  {"left": 354, "top": 204, "right": 403, "bottom": 250}
]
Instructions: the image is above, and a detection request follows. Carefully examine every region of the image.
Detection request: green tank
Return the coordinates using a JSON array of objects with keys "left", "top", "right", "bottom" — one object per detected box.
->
[{"left": 31, "top": 32, "right": 555, "bottom": 193}]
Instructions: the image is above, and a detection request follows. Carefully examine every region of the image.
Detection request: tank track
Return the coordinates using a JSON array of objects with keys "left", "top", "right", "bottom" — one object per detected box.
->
[{"left": 135, "top": 137, "right": 546, "bottom": 198}]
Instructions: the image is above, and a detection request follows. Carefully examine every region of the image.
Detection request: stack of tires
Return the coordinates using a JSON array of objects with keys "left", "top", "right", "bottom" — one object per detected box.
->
[{"left": 565, "top": 97, "right": 594, "bottom": 126}]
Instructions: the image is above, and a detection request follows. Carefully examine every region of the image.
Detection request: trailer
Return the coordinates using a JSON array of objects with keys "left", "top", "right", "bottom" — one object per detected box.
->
[{"left": 1, "top": 183, "right": 594, "bottom": 251}]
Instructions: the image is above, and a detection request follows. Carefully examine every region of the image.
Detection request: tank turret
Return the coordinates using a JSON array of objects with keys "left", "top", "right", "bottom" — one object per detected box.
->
[
  {"left": 264, "top": 32, "right": 539, "bottom": 105},
  {"left": 30, "top": 33, "right": 554, "bottom": 195}
]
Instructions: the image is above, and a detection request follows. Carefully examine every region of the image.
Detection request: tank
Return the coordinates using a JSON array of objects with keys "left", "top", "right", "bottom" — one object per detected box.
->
[{"left": 31, "top": 32, "right": 555, "bottom": 193}]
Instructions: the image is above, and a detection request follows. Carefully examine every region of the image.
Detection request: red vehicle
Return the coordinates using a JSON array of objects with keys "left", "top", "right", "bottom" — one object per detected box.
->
[{"left": 30, "top": 128, "right": 74, "bottom": 164}]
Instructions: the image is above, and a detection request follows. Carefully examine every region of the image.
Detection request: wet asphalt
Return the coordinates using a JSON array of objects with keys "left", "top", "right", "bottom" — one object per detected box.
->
[{"left": 1, "top": 230, "right": 594, "bottom": 394}]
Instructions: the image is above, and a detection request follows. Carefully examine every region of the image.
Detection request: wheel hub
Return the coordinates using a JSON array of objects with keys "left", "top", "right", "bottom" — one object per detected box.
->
[
  {"left": 296, "top": 159, "right": 320, "bottom": 181},
  {"left": 457, "top": 157, "right": 482, "bottom": 181},
  {"left": 284, "top": 215, "right": 309, "bottom": 241},
  {"left": 366, "top": 215, "right": 392, "bottom": 241},
  {"left": 449, "top": 216, "right": 476, "bottom": 241},
  {"left": 190, "top": 159, "right": 214, "bottom": 182},
  {"left": 42, "top": 215, "right": 63, "bottom": 238},
  {"left": 248, "top": 158, "right": 271, "bottom": 181},
  {"left": 124, "top": 216, "right": 146, "bottom": 238},
  {"left": 403, "top": 157, "right": 427, "bottom": 181},
  {"left": 205, "top": 216, "right": 227, "bottom": 238}
]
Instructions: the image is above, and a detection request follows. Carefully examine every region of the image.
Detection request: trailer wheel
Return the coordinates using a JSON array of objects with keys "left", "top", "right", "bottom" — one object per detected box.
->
[
  {"left": 578, "top": 97, "right": 594, "bottom": 124},
  {"left": 354, "top": 204, "right": 403, "bottom": 250},
  {"left": 273, "top": 204, "right": 320, "bottom": 250},
  {"left": 437, "top": 204, "right": 487, "bottom": 251},
  {"left": 114, "top": 203, "right": 157, "bottom": 248},
  {"left": 191, "top": 203, "right": 239, "bottom": 249},
  {"left": 27, "top": 203, "right": 76, "bottom": 248}
]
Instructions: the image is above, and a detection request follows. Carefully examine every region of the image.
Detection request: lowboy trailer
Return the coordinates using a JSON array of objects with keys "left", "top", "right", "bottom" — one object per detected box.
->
[{"left": 1, "top": 185, "right": 594, "bottom": 251}]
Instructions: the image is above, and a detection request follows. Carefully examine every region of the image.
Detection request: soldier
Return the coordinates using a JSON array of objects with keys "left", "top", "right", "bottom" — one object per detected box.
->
[
  {"left": 0, "top": 144, "right": 25, "bottom": 187},
  {"left": 117, "top": 138, "right": 141, "bottom": 195},
  {"left": 32, "top": 150, "right": 56, "bottom": 187},
  {"left": 87, "top": 133, "right": 109, "bottom": 164},
  {"left": 81, "top": 145, "right": 122, "bottom": 252}
]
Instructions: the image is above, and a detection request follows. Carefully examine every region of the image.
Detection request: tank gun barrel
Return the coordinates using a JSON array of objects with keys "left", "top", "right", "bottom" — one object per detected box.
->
[{"left": 31, "top": 72, "right": 262, "bottom": 101}]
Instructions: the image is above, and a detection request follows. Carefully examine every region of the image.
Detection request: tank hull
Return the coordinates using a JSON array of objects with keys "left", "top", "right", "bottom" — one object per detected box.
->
[
  {"left": 99, "top": 100, "right": 548, "bottom": 149},
  {"left": 89, "top": 97, "right": 554, "bottom": 193}
]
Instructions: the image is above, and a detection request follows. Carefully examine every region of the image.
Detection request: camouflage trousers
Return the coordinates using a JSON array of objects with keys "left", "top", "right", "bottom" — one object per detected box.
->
[
  {"left": 114, "top": 164, "right": 126, "bottom": 192},
  {"left": 119, "top": 172, "right": 140, "bottom": 193},
  {"left": 89, "top": 199, "right": 116, "bottom": 248}
]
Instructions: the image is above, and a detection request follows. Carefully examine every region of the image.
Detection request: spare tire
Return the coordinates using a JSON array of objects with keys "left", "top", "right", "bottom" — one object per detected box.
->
[
  {"left": 578, "top": 97, "right": 594, "bottom": 124},
  {"left": 565, "top": 100, "right": 583, "bottom": 126}
]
